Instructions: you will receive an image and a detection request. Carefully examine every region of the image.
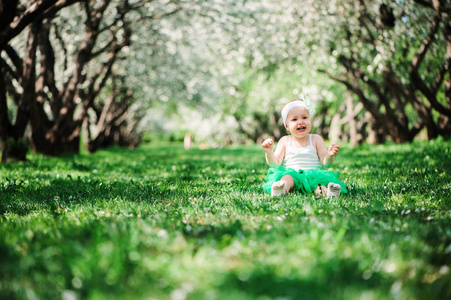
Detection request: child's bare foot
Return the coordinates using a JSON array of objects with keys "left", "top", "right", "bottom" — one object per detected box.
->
[
  {"left": 327, "top": 182, "right": 341, "bottom": 198},
  {"left": 271, "top": 181, "right": 285, "bottom": 197}
]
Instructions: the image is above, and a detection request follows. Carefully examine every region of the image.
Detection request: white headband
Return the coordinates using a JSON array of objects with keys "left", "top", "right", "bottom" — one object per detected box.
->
[{"left": 281, "top": 96, "right": 316, "bottom": 126}]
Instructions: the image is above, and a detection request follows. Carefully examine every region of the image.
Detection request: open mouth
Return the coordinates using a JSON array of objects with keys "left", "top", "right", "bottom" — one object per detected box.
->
[{"left": 297, "top": 127, "right": 306, "bottom": 131}]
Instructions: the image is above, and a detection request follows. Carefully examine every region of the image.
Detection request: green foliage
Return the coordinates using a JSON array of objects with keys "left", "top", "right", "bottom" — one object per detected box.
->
[{"left": 1, "top": 140, "right": 450, "bottom": 299}]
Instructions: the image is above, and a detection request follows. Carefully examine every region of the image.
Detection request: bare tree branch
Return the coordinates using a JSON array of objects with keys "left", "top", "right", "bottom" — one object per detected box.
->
[{"left": 0, "top": 0, "right": 80, "bottom": 48}]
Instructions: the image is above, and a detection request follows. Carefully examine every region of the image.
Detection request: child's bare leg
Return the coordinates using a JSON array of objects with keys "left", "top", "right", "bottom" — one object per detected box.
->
[
  {"left": 271, "top": 175, "right": 294, "bottom": 197},
  {"left": 280, "top": 175, "right": 294, "bottom": 193}
]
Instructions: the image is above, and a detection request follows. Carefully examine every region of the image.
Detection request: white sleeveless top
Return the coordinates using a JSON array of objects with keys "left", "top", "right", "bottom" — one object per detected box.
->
[{"left": 283, "top": 134, "right": 322, "bottom": 171}]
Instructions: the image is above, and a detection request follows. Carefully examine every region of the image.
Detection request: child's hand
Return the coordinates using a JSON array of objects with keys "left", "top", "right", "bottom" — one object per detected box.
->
[
  {"left": 261, "top": 138, "right": 274, "bottom": 153},
  {"left": 328, "top": 144, "right": 340, "bottom": 157}
]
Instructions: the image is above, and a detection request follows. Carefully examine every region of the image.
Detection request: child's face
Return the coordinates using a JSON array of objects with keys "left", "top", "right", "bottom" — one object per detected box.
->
[{"left": 285, "top": 106, "right": 311, "bottom": 138}]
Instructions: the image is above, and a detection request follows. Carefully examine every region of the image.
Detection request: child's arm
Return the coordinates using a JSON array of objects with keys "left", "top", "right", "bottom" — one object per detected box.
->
[
  {"left": 313, "top": 134, "right": 340, "bottom": 167},
  {"left": 261, "top": 136, "right": 287, "bottom": 167}
]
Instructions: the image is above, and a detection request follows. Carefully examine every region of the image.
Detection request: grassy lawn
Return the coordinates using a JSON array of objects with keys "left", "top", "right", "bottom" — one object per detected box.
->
[{"left": 1, "top": 140, "right": 450, "bottom": 299}]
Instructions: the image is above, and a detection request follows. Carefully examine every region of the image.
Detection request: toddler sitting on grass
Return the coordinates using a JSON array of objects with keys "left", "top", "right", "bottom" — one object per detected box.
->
[{"left": 262, "top": 96, "right": 347, "bottom": 197}]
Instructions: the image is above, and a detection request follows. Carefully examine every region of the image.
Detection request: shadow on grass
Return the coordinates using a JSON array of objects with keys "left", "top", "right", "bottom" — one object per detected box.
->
[
  {"left": 0, "top": 176, "right": 201, "bottom": 215},
  {"left": 0, "top": 144, "right": 268, "bottom": 216},
  {"left": 220, "top": 259, "right": 388, "bottom": 300}
]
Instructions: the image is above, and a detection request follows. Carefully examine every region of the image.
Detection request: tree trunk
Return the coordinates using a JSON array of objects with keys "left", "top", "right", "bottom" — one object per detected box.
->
[
  {"left": 366, "top": 112, "right": 385, "bottom": 144},
  {"left": 441, "top": 9, "right": 451, "bottom": 138},
  {"left": 86, "top": 81, "right": 142, "bottom": 152},
  {"left": 0, "top": 20, "right": 41, "bottom": 161},
  {"left": 346, "top": 93, "right": 361, "bottom": 147},
  {"left": 329, "top": 105, "right": 345, "bottom": 144},
  {"left": 0, "top": 1, "right": 83, "bottom": 161},
  {"left": 0, "top": 72, "right": 27, "bottom": 161},
  {"left": 28, "top": 1, "right": 110, "bottom": 155}
]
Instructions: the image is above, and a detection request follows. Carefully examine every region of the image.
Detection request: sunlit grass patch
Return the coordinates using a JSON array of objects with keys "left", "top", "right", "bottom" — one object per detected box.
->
[{"left": 1, "top": 140, "right": 451, "bottom": 299}]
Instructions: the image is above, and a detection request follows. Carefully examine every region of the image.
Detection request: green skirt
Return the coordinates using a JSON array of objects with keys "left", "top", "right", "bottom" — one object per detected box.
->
[{"left": 263, "top": 165, "right": 348, "bottom": 194}]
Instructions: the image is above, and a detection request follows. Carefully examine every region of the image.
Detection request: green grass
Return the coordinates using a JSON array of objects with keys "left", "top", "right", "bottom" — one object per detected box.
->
[{"left": 1, "top": 140, "right": 450, "bottom": 300}]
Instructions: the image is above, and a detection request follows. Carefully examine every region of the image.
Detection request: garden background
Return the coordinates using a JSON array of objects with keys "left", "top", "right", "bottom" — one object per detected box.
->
[{"left": 1, "top": 1, "right": 450, "bottom": 299}]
